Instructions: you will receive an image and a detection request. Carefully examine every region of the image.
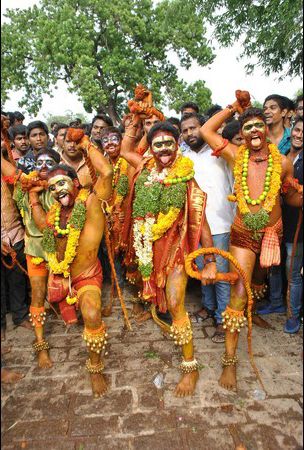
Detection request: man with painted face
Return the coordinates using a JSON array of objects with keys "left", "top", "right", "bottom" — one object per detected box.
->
[
  {"left": 18, "top": 120, "right": 49, "bottom": 174},
  {"left": 201, "top": 90, "right": 303, "bottom": 392},
  {"left": 121, "top": 117, "right": 217, "bottom": 397},
  {"left": 99, "top": 127, "right": 134, "bottom": 266},
  {"left": 30, "top": 145, "right": 113, "bottom": 397},
  {"left": 1, "top": 148, "right": 60, "bottom": 369}
]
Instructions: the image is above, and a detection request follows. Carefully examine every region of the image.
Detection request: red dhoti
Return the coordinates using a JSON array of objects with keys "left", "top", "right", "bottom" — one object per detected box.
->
[{"left": 48, "top": 260, "right": 103, "bottom": 324}]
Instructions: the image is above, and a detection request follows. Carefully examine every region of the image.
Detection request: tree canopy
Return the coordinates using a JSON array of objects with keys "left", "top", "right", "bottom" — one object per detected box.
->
[
  {"left": 197, "top": 0, "right": 303, "bottom": 79},
  {"left": 1, "top": 0, "right": 214, "bottom": 122},
  {"left": 44, "top": 111, "right": 89, "bottom": 128}
]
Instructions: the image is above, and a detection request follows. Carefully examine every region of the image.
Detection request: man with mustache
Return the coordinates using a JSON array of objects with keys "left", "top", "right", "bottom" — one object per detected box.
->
[
  {"left": 97, "top": 127, "right": 134, "bottom": 288},
  {"left": 1, "top": 148, "right": 60, "bottom": 369},
  {"left": 121, "top": 117, "right": 217, "bottom": 397},
  {"left": 29, "top": 143, "right": 113, "bottom": 397},
  {"left": 201, "top": 91, "right": 303, "bottom": 391}
]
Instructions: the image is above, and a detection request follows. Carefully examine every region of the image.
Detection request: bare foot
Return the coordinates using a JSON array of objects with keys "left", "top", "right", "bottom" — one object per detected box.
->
[
  {"left": 219, "top": 365, "right": 237, "bottom": 391},
  {"left": 17, "top": 319, "right": 32, "bottom": 331},
  {"left": 131, "top": 303, "right": 144, "bottom": 317},
  {"left": 252, "top": 314, "right": 273, "bottom": 329},
  {"left": 135, "top": 311, "right": 152, "bottom": 324},
  {"left": 175, "top": 370, "right": 199, "bottom": 397},
  {"left": 102, "top": 305, "right": 112, "bottom": 317},
  {"left": 37, "top": 350, "right": 53, "bottom": 369},
  {"left": 1, "top": 368, "right": 25, "bottom": 384},
  {"left": 90, "top": 373, "right": 108, "bottom": 398}
]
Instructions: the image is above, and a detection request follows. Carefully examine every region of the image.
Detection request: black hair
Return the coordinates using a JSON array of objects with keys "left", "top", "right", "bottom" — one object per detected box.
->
[
  {"left": 7, "top": 112, "right": 16, "bottom": 126},
  {"left": 167, "top": 117, "right": 181, "bottom": 133},
  {"left": 281, "top": 96, "right": 295, "bottom": 111},
  {"left": 35, "top": 148, "right": 61, "bottom": 164},
  {"left": 205, "top": 104, "right": 222, "bottom": 118},
  {"left": 147, "top": 121, "right": 180, "bottom": 145},
  {"left": 91, "top": 114, "right": 113, "bottom": 128},
  {"left": 263, "top": 94, "right": 287, "bottom": 110},
  {"left": 47, "top": 163, "right": 78, "bottom": 181},
  {"left": 50, "top": 121, "right": 59, "bottom": 128},
  {"left": 100, "top": 126, "right": 122, "bottom": 141},
  {"left": 13, "top": 111, "right": 25, "bottom": 121},
  {"left": 53, "top": 123, "right": 69, "bottom": 137},
  {"left": 180, "top": 102, "right": 200, "bottom": 114},
  {"left": 8, "top": 124, "right": 28, "bottom": 140},
  {"left": 296, "top": 94, "right": 303, "bottom": 104},
  {"left": 293, "top": 115, "right": 303, "bottom": 128},
  {"left": 238, "top": 108, "right": 267, "bottom": 128},
  {"left": 27, "top": 120, "right": 49, "bottom": 137},
  {"left": 180, "top": 112, "right": 206, "bottom": 127},
  {"left": 222, "top": 120, "right": 241, "bottom": 141}
]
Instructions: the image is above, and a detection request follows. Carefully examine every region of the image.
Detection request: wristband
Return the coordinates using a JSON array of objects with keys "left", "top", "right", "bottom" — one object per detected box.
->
[
  {"left": 211, "top": 139, "right": 229, "bottom": 158},
  {"left": 226, "top": 104, "right": 236, "bottom": 114}
]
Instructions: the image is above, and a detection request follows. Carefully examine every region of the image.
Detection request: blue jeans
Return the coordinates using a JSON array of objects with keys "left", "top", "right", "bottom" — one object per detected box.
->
[
  {"left": 269, "top": 243, "right": 303, "bottom": 317},
  {"left": 196, "top": 233, "right": 231, "bottom": 324}
]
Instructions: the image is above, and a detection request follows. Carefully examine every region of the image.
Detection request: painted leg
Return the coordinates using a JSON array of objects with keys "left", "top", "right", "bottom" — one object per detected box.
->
[
  {"left": 219, "top": 246, "right": 256, "bottom": 391},
  {"left": 30, "top": 276, "right": 52, "bottom": 369},
  {"left": 166, "top": 265, "right": 199, "bottom": 397},
  {"left": 79, "top": 289, "right": 108, "bottom": 398},
  {"left": 251, "top": 260, "right": 272, "bottom": 329}
]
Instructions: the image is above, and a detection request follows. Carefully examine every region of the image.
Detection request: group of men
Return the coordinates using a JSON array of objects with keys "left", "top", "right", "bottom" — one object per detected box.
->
[{"left": 1, "top": 88, "right": 303, "bottom": 397}]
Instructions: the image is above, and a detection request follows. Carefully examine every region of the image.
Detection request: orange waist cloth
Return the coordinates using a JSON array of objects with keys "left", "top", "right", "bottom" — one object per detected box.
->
[
  {"left": 230, "top": 215, "right": 283, "bottom": 268},
  {"left": 48, "top": 259, "right": 103, "bottom": 324}
]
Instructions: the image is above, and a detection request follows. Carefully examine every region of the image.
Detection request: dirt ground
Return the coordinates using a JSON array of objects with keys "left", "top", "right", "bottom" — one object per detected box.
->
[{"left": 1, "top": 281, "right": 303, "bottom": 449}]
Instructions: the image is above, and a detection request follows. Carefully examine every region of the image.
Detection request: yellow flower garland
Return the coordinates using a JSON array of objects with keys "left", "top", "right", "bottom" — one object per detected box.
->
[
  {"left": 233, "top": 143, "right": 282, "bottom": 216},
  {"left": 46, "top": 189, "right": 90, "bottom": 278},
  {"left": 147, "top": 156, "right": 194, "bottom": 242}
]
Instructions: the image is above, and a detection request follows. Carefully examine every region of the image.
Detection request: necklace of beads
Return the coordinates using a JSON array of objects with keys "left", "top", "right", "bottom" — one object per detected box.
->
[
  {"left": 54, "top": 207, "right": 71, "bottom": 236},
  {"left": 112, "top": 158, "right": 122, "bottom": 188},
  {"left": 242, "top": 149, "right": 273, "bottom": 206}
]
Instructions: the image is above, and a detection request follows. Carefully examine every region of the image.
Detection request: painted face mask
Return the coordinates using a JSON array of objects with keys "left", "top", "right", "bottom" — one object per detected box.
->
[
  {"left": 48, "top": 174, "right": 75, "bottom": 207},
  {"left": 241, "top": 119, "right": 267, "bottom": 151},
  {"left": 36, "top": 155, "right": 57, "bottom": 171},
  {"left": 101, "top": 135, "right": 120, "bottom": 146},
  {"left": 151, "top": 134, "right": 178, "bottom": 168}
]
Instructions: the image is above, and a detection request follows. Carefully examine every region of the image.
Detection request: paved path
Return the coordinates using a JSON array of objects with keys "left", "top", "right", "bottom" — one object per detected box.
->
[{"left": 1, "top": 281, "right": 303, "bottom": 449}]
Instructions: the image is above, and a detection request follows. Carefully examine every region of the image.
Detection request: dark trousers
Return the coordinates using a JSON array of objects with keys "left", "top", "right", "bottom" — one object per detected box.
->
[{"left": 1, "top": 240, "right": 29, "bottom": 328}]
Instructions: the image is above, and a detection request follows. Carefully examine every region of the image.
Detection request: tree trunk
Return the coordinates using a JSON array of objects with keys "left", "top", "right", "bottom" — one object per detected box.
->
[{"left": 97, "top": 99, "right": 121, "bottom": 126}]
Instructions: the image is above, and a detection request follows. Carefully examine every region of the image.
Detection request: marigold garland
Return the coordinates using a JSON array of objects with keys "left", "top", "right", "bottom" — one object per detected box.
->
[
  {"left": 42, "top": 188, "right": 90, "bottom": 278},
  {"left": 133, "top": 156, "right": 194, "bottom": 279},
  {"left": 232, "top": 143, "right": 282, "bottom": 231}
]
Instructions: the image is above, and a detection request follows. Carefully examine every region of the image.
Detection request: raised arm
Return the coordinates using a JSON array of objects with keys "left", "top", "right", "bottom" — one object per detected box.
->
[
  {"left": 120, "top": 114, "right": 143, "bottom": 169},
  {"left": 200, "top": 90, "right": 252, "bottom": 168},
  {"left": 1, "top": 150, "right": 18, "bottom": 178},
  {"left": 200, "top": 107, "right": 238, "bottom": 167},
  {"left": 88, "top": 145, "right": 113, "bottom": 201}
]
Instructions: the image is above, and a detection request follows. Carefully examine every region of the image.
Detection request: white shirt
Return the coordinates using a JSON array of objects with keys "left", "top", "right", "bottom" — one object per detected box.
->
[{"left": 183, "top": 143, "right": 235, "bottom": 234}]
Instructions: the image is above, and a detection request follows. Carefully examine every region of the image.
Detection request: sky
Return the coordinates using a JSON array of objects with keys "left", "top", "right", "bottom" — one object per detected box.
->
[{"left": 2, "top": 0, "right": 302, "bottom": 122}]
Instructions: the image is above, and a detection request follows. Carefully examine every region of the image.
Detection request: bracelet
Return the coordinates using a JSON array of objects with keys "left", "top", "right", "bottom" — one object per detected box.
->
[{"left": 226, "top": 104, "right": 236, "bottom": 114}]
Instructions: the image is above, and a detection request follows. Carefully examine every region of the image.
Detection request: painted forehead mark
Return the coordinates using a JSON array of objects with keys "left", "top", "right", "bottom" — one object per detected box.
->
[
  {"left": 152, "top": 135, "right": 176, "bottom": 144},
  {"left": 242, "top": 119, "right": 265, "bottom": 128},
  {"left": 48, "top": 175, "right": 72, "bottom": 185}
]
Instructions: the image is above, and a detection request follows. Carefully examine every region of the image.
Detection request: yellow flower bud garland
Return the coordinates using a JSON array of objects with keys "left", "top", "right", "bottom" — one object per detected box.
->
[
  {"left": 42, "top": 188, "right": 90, "bottom": 278},
  {"left": 132, "top": 155, "right": 194, "bottom": 279},
  {"left": 229, "top": 143, "right": 282, "bottom": 233}
]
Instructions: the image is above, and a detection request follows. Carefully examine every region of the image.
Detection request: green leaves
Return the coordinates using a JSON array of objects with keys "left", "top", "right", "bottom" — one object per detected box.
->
[
  {"left": 1, "top": 0, "right": 214, "bottom": 120},
  {"left": 197, "top": 0, "right": 303, "bottom": 79}
]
